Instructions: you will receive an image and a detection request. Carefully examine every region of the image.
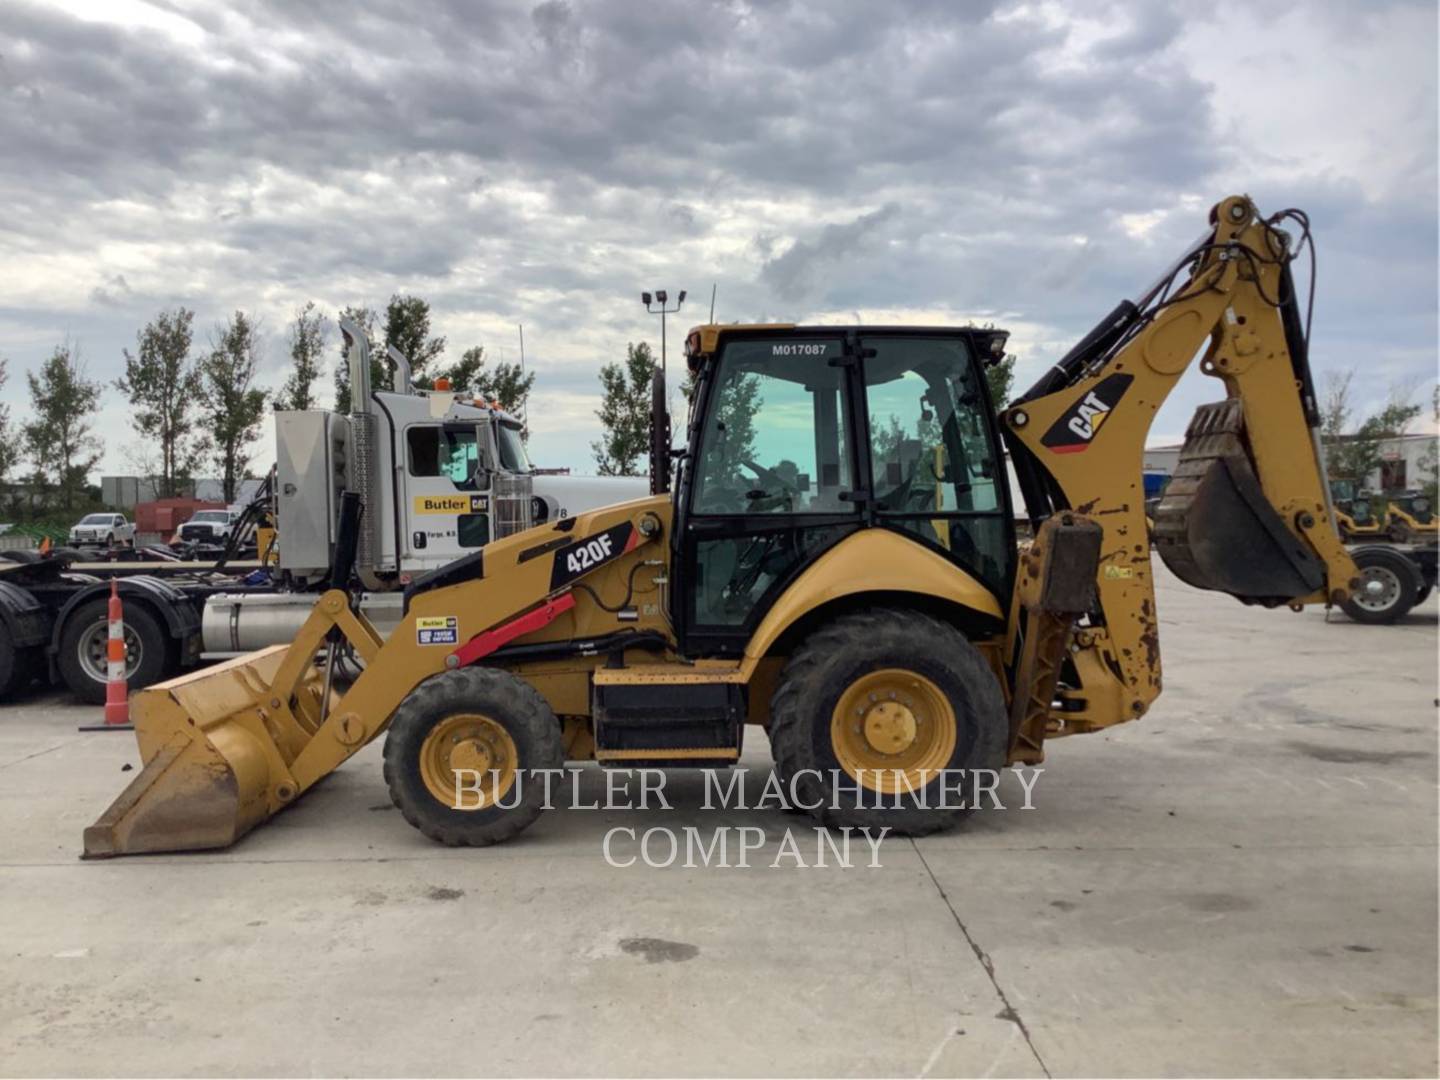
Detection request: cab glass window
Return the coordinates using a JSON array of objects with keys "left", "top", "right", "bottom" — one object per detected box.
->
[
  {"left": 863, "top": 336, "right": 1011, "bottom": 592},
  {"left": 691, "top": 340, "right": 854, "bottom": 515},
  {"left": 407, "top": 426, "right": 484, "bottom": 490},
  {"left": 496, "top": 422, "right": 531, "bottom": 472}
]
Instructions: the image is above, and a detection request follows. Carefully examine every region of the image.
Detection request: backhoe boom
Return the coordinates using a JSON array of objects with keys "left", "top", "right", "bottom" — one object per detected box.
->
[{"left": 1003, "top": 195, "right": 1356, "bottom": 742}]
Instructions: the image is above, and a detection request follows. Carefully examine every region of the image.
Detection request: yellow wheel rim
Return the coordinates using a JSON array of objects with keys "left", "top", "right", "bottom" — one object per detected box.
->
[
  {"left": 419, "top": 714, "right": 519, "bottom": 810},
  {"left": 830, "top": 668, "right": 957, "bottom": 795}
]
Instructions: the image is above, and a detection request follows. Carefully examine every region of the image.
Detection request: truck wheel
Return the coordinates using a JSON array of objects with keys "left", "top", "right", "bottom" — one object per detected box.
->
[
  {"left": 1340, "top": 548, "right": 1422, "bottom": 625},
  {"left": 57, "top": 599, "right": 174, "bottom": 704},
  {"left": 383, "top": 667, "right": 564, "bottom": 846},
  {"left": 0, "top": 633, "right": 43, "bottom": 700},
  {"left": 768, "top": 608, "right": 1008, "bottom": 836}
]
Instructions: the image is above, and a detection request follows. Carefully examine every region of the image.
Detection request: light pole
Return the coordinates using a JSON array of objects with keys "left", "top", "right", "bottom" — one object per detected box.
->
[{"left": 641, "top": 289, "right": 686, "bottom": 381}]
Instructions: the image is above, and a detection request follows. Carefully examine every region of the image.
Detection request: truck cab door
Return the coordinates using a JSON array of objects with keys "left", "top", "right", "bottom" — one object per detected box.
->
[{"left": 400, "top": 422, "right": 493, "bottom": 575}]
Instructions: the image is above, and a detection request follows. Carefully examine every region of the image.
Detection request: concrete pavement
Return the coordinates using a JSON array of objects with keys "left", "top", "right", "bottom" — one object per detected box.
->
[{"left": 1, "top": 567, "right": 1436, "bottom": 1076}]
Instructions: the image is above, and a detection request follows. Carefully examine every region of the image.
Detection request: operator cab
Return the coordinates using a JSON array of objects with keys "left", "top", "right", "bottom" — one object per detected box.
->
[{"left": 671, "top": 325, "right": 1014, "bottom": 655}]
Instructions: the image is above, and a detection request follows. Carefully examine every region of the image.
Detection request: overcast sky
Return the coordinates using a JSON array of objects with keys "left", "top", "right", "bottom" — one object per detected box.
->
[{"left": 2, "top": 0, "right": 1436, "bottom": 480}]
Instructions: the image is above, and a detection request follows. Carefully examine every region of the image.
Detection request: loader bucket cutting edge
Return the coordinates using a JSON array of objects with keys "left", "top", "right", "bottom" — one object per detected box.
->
[{"left": 82, "top": 644, "right": 333, "bottom": 858}]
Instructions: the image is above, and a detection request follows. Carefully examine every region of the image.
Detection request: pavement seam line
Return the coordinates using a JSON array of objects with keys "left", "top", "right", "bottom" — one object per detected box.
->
[
  {"left": 911, "top": 837, "right": 1053, "bottom": 1079},
  {"left": 0, "top": 740, "right": 71, "bottom": 771}
]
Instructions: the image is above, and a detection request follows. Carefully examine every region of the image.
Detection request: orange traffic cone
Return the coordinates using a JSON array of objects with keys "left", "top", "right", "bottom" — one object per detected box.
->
[{"left": 78, "top": 580, "right": 134, "bottom": 732}]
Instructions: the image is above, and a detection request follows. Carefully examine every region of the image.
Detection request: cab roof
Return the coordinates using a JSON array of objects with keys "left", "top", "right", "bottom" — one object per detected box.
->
[{"left": 683, "top": 322, "right": 1009, "bottom": 373}]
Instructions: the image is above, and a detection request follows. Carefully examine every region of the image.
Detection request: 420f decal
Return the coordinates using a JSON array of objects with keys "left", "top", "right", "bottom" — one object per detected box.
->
[
  {"left": 1040, "top": 373, "right": 1134, "bottom": 454},
  {"left": 549, "top": 521, "right": 639, "bottom": 590}
]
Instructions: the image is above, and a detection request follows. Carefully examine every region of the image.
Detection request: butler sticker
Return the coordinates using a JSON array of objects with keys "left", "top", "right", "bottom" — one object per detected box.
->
[
  {"left": 1040, "top": 373, "right": 1134, "bottom": 454},
  {"left": 416, "top": 615, "right": 459, "bottom": 645},
  {"left": 413, "top": 494, "right": 489, "bottom": 515}
]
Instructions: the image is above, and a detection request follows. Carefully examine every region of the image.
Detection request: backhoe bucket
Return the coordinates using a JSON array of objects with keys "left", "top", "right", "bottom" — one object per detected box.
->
[
  {"left": 1152, "top": 399, "right": 1324, "bottom": 604},
  {"left": 83, "top": 645, "right": 333, "bottom": 858}
]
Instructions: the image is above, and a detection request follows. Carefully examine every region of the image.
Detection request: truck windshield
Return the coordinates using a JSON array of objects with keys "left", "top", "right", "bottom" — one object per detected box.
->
[
  {"left": 496, "top": 422, "right": 531, "bottom": 473},
  {"left": 79, "top": 515, "right": 110, "bottom": 524}
]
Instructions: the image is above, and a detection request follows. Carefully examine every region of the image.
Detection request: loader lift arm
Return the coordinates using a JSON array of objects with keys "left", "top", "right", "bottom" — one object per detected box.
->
[{"left": 1001, "top": 195, "right": 1357, "bottom": 758}]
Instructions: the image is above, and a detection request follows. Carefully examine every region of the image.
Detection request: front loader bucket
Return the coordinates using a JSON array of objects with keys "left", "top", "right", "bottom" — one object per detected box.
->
[
  {"left": 83, "top": 645, "right": 333, "bottom": 858},
  {"left": 1152, "top": 399, "right": 1324, "bottom": 604}
]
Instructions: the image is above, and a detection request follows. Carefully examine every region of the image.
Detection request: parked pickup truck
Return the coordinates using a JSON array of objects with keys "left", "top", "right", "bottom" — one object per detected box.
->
[
  {"left": 68, "top": 512, "right": 135, "bottom": 548},
  {"left": 172, "top": 509, "right": 237, "bottom": 546}
]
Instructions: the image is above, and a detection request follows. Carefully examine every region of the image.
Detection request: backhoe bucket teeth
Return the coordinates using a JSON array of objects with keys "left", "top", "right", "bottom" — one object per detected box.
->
[
  {"left": 1152, "top": 399, "right": 1324, "bottom": 604},
  {"left": 83, "top": 645, "right": 332, "bottom": 858}
]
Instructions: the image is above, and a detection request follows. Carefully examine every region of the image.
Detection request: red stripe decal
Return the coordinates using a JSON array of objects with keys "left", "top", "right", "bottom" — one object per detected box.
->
[{"left": 449, "top": 591, "right": 577, "bottom": 668}]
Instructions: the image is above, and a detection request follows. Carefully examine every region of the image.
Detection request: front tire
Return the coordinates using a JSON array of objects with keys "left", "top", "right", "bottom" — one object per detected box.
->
[
  {"left": 1340, "top": 548, "right": 1422, "bottom": 624},
  {"left": 768, "top": 608, "right": 1008, "bottom": 836},
  {"left": 383, "top": 667, "right": 564, "bottom": 846},
  {"left": 58, "top": 599, "right": 173, "bottom": 704}
]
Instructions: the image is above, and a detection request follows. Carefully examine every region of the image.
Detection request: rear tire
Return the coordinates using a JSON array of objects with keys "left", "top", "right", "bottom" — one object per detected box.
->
[
  {"left": 0, "top": 632, "right": 43, "bottom": 701},
  {"left": 768, "top": 608, "right": 1008, "bottom": 836},
  {"left": 57, "top": 599, "right": 173, "bottom": 704},
  {"left": 1340, "top": 547, "right": 1422, "bottom": 624},
  {"left": 384, "top": 667, "right": 564, "bottom": 846}
]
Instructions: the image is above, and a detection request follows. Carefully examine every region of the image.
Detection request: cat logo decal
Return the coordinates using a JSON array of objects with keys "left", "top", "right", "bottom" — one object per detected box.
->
[{"left": 1040, "top": 374, "right": 1134, "bottom": 454}]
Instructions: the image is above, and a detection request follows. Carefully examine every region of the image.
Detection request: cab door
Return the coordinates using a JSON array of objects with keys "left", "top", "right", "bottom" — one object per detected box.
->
[
  {"left": 675, "top": 334, "right": 863, "bottom": 655},
  {"left": 400, "top": 422, "right": 492, "bottom": 574},
  {"left": 859, "top": 333, "right": 1014, "bottom": 596}
]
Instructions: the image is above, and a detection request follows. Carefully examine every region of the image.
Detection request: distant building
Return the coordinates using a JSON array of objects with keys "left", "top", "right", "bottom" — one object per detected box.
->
[
  {"left": 1367, "top": 433, "right": 1437, "bottom": 492},
  {"left": 1137, "top": 433, "right": 1438, "bottom": 494},
  {"left": 101, "top": 476, "right": 266, "bottom": 510}
]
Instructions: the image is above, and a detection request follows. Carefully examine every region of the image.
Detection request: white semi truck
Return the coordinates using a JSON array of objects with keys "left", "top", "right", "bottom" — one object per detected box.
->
[{"left": 0, "top": 321, "right": 647, "bottom": 701}]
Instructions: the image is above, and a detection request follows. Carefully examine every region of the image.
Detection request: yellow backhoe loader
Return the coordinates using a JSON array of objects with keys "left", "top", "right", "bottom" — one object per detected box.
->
[
  {"left": 84, "top": 195, "right": 1360, "bottom": 857},
  {"left": 1333, "top": 491, "right": 1386, "bottom": 543},
  {"left": 1386, "top": 490, "right": 1438, "bottom": 544}
]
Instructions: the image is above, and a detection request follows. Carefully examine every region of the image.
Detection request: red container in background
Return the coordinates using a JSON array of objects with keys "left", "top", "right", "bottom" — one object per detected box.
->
[{"left": 135, "top": 498, "right": 225, "bottom": 537}]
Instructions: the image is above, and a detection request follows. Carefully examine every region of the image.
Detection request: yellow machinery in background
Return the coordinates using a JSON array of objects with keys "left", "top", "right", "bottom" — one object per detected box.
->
[
  {"left": 1333, "top": 491, "right": 1386, "bottom": 543},
  {"left": 1386, "top": 491, "right": 1438, "bottom": 543},
  {"left": 85, "top": 195, "right": 1361, "bottom": 857}
]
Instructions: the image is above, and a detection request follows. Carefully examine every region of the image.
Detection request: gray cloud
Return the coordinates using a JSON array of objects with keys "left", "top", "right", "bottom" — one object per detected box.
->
[{"left": 0, "top": 0, "right": 1433, "bottom": 475}]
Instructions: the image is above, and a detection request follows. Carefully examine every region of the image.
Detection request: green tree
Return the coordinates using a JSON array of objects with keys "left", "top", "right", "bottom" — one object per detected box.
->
[
  {"left": 276, "top": 301, "right": 327, "bottom": 411},
  {"left": 200, "top": 311, "right": 270, "bottom": 503},
  {"left": 25, "top": 342, "right": 102, "bottom": 513},
  {"left": 333, "top": 305, "right": 377, "bottom": 414},
  {"left": 985, "top": 354, "right": 1016, "bottom": 408},
  {"left": 439, "top": 345, "right": 537, "bottom": 429},
  {"left": 592, "top": 342, "right": 658, "bottom": 476},
  {"left": 0, "top": 357, "right": 16, "bottom": 488},
  {"left": 383, "top": 294, "right": 446, "bottom": 387},
  {"left": 1321, "top": 370, "right": 1421, "bottom": 491},
  {"left": 117, "top": 307, "right": 205, "bottom": 497}
]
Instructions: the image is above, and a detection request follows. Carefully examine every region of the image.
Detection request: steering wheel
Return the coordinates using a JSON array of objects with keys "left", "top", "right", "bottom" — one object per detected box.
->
[{"left": 740, "top": 459, "right": 800, "bottom": 511}]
